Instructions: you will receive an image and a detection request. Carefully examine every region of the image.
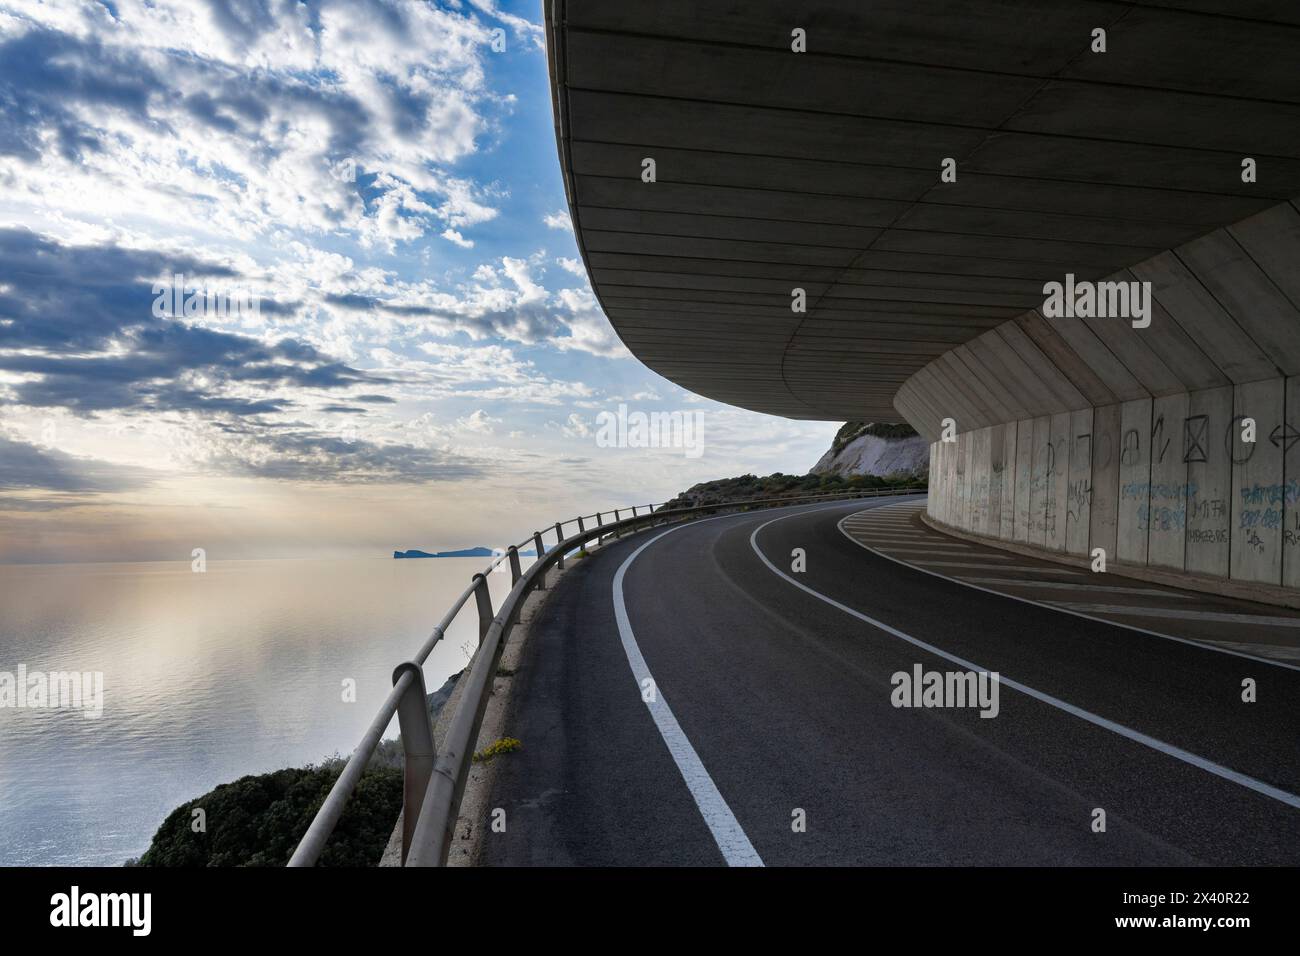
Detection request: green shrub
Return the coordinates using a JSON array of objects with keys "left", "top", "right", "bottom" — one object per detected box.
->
[
  {"left": 659, "top": 466, "right": 926, "bottom": 512},
  {"left": 135, "top": 763, "right": 402, "bottom": 867}
]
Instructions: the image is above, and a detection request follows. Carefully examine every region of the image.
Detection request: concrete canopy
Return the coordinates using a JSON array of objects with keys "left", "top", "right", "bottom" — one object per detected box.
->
[{"left": 544, "top": 0, "right": 1300, "bottom": 422}]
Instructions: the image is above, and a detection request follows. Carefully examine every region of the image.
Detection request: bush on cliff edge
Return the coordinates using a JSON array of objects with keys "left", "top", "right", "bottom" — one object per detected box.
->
[{"left": 134, "top": 763, "right": 401, "bottom": 867}]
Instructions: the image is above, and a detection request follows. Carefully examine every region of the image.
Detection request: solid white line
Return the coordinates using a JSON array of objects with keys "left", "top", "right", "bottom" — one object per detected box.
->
[
  {"left": 879, "top": 548, "right": 1014, "bottom": 560},
  {"left": 1049, "top": 603, "right": 1300, "bottom": 628},
  {"left": 958, "top": 578, "right": 1194, "bottom": 599},
  {"left": 870, "top": 540, "right": 981, "bottom": 548},
  {"left": 749, "top": 512, "right": 1300, "bottom": 810},
  {"left": 837, "top": 504, "right": 1300, "bottom": 674},
  {"left": 913, "top": 561, "right": 1086, "bottom": 574},
  {"left": 867, "top": 539, "right": 970, "bottom": 547},
  {"left": 873, "top": 544, "right": 1008, "bottom": 554},
  {"left": 613, "top": 521, "right": 765, "bottom": 866}
]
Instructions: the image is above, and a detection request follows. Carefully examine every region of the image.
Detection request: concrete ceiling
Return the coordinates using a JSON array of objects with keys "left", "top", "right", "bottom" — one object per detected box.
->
[{"left": 545, "top": 1, "right": 1300, "bottom": 422}]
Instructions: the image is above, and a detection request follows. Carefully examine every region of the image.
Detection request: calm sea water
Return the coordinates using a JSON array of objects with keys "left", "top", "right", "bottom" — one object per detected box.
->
[{"left": 0, "top": 557, "right": 512, "bottom": 866}]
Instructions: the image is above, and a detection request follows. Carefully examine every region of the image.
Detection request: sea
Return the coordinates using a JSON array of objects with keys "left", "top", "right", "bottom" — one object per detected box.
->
[{"left": 0, "top": 556, "right": 513, "bottom": 866}]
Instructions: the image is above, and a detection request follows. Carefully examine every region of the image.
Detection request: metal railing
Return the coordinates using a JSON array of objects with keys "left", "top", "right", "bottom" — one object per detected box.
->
[{"left": 287, "top": 485, "right": 924, "bottom": 867}]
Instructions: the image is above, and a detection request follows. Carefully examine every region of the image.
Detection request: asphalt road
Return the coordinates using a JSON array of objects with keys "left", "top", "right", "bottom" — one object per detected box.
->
[{"left": 478, "top": 496, "right": 1300, "bottom": 866}]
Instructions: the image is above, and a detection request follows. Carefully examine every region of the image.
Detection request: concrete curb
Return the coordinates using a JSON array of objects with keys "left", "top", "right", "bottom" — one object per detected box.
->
[{"left": 378, "top": 545, "right": 590, "bottom": 866}]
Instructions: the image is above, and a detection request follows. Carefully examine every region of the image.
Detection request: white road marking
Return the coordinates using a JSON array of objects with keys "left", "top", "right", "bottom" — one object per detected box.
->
[
  {"left": 1049, "top": 603, "right": 1300, "bottom": 628},
  {"left": 958, "top": 578, "right": 1194, "bottom": 599},
  {"left": 840, "top": 504, "right": 1300, "bottom": 673},
  {"left": 869, "top": 539, "right": 967, "bottom": 547},
  {"left": 906, "top": 561, "right": 1085, "bottom": 574},
  {"left": 749, "top": 511, "right": 1300, "bottom": 809},
  {"left": 880, "top": 548, "right": 1014, "bottom": 559},
  {"left": 870, "top": 539, "right": 983, "bottom": 547},
  {"left": 613, "top": 522, "right": 765, "bottom": 865}
]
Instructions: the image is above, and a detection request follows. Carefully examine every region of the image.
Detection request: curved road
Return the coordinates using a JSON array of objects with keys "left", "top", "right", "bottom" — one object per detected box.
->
[{"left": 478, "top": 497, "right": 1300, "bottom": 866}]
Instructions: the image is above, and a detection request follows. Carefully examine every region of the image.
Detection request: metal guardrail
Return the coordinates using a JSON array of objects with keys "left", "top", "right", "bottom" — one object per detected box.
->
[{"left": 287, "top": 485, "right": 924, "bottom": 867}]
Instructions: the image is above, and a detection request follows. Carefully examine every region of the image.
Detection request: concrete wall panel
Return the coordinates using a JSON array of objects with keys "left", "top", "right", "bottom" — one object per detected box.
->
[
  {"left": 1066, "top": 408, "right": 1093, "bottom": 556},
  {"left": 1133, "top": 252, "right": 1276, "bottom": 384},
  {"left": 1000, "top": 421, "right": 1018, "bottom": 540},
  {"left": 1117, "top": 399, "right": 1153, "bottom": 565},
  {"left": 1045, "top": 412, "right": 1070, "bottom": 551},
  {"left": 1284, "top": 377, "right": 1300, "bottom": 588},
  {"left": 1178, "top": 231, "right": 1300, "bottom": 377},
  {"left": 1029, "top": 415, "right": 1051, "bottom": 547},
  {"left": 1147, "top": 392, "right": 1190, "bottom": 570},
  {"left": 1014, "top": 418, "right": 1034, "bottom": 542},
  {"left": 960, "top": 427, "right": 975, "bottom": 531},
  {"left": 1185, "top": 386, "right": 1233, "bottom": 577},
  {"left": 1231, "top": 379, "right": 1284, "bottom": 584},
  {"left": 987, "top": 423, "right": 1005, "bottom": 537},
  {"left": 1089, "top": 403, "right": 1121, "bottom": 562},
  {"left": 902, "top": 201, "right": 1300, "bottom": 597},
  {"left": 976, "top": 427, "right": 992, "bottom": 534},
  {"left": 972, "top": 328, "right": 1057, "bottom": 417}
]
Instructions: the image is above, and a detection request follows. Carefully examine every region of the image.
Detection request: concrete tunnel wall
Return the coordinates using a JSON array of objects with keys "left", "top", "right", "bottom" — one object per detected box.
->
[{"left": 896, "top": 199, "right": 1300, "bottom": 592}]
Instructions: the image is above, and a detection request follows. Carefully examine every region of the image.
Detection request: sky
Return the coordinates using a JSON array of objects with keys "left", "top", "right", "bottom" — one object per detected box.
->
[{"left": 0, "top": 0, "right": 839, "bottom": 564}]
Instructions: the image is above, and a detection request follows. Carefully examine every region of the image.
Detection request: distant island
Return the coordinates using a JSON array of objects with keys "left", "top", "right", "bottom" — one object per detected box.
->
[{"left": 394, "top": 547, "right": 539, "bottom": 559}]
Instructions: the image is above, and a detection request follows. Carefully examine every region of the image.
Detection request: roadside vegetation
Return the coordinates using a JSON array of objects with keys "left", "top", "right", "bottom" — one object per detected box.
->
[
  {"left": 830, "top": 420, "right": 920, "bottom": 453},
  {"left": 661, "top": 470, "right": 926, "bottom": 511},
  {"left": 129, "top": 762, "right": 401, "bottom": 867},
  {"left": 473, "top": 737, "right": 523, "bottom": 763}
]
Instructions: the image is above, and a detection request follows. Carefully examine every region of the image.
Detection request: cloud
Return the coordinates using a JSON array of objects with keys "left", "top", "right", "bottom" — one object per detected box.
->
[
  {"left": 191, "top": 422, "right": 484, "bottom": 484},
  {"left": 543, "top": 210, "right": 571, "bottom": 230},
  {"left": 456, "top": 409, "right": 500, "bottom": 433},
  {"left": 554, "top": 413, "right": 591, "bottom": 439},
  {"left": 0, "top": 433, "right": 153, "bottom": 509},
  {"left": 0, "top": 0, "right": 512, "bottom": 248},
  {"left": 310, "top": 251, "right": 624, "bottom": 358},
  {"left": 0, "top": 228, "right": 383, "bottom": 416},
  {"left": 468, "top": 0, "right": 546, "bottom": 49},
  {"left": 441, "top": 228, "right": 474, "bottom": 248}
]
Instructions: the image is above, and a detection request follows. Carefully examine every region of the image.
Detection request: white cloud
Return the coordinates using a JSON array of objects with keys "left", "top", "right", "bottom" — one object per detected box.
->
[
  {"left": 555, "top": 413, "right": 591, "bottom": 439},
  {"left": 543, "top": 210, "right": 572, "bottom": 230},
  {"left": 456, "top": 409, "right": 500, "bottom": 433},
  {"left": 0, "top": 0, "right": 508, "bottom": 248}
]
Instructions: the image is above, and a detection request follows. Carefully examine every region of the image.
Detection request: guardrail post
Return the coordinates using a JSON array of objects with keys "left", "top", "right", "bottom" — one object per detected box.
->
[
  {"left": 507, "top": 545, "right": 521, "bottom": 584},
  {"left": 391, "top": 661, "right": 435, "bottom": 865},
  {"left": 472, "top": 573, "right": 493, "bottom": 645},
  {"left": 554, "top": 523, "right": 565, "bottom": 570},
  {"left": 533, "top": 532, "right": 547, "bottom": 587},
  {"left": 631, "top": 505, "right": 638, "bottom": 517}
]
